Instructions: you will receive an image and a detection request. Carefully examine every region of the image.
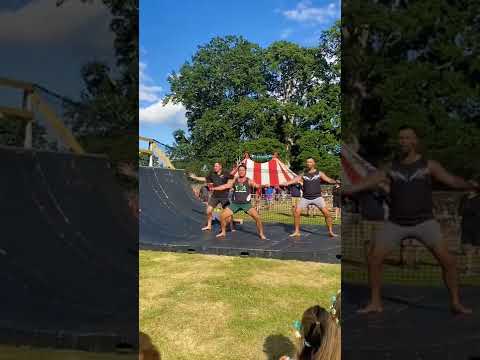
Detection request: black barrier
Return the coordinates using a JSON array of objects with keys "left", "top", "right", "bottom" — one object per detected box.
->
[{"left": 0, "top": 146, "right": 138, "bottom": 351}]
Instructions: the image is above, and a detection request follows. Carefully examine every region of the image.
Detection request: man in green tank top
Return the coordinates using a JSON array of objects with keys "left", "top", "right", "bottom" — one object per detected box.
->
[{"left": 212, "top": 165, "right": 267, "bottom": 240}]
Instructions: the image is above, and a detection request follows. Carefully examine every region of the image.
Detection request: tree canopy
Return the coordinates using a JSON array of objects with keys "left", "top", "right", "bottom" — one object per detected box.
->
[
  {"left": 166, "top": 22, "right": 341, "bottom": 177},
  {"left": 343, "top": 0, "right": 480, "bottom": 177}
]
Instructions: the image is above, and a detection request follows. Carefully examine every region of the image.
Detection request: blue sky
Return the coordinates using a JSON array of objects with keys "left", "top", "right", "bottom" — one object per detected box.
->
[{"left": 140, "top": 0, "right": 340, "bottom": 147}]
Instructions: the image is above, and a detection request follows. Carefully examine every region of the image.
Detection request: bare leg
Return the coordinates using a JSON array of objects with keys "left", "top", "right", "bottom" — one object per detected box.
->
[
  {"left": 320, "top": 207, "right": 337, "bottom": 237},
  {"left": 430, "top": 244, "right": 472, "bottom": 314},
  {"left": 289, "top": 206, "right": 302, "bottom": 237},
  {"left": 358, "top": 243, "right": 392, "bottom": 313},
  {"left": 202, "top": 205, "right": 213, "bottom": 231},
  {"left": 228, "top": 215, "right": 236, "bottom": 232},
  {"left": 247, "top": 208, "right": 266, "bottom": 240},
  {"left": 216, "top": 208, "right": 233, "bottom": 238}
]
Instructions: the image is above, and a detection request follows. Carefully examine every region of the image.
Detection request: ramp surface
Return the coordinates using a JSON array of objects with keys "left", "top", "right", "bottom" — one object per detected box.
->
[
  {"left": 342, "top": 282, "right": 480, "bottom": 360},
  {"left": 139, "top": 167, "right": 340, "bottom": 263},
  {"left": 0, "top": 146, "right": 138, "bottom": 351}
]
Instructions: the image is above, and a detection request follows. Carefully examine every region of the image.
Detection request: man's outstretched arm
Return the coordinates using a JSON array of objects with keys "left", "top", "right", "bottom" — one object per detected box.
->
[
  {"left": 319, "top": 172, "right": 340, "bottom": 185},
  {"left": 189, "top": 173, "right": 207, "bottom": 182},
  {"left": 428, "top": 160, "right": 478, "bottom": 190},
  {"left": 249, "top": 179, "right": 266, "bottom": 189},
  {"left": 213, "top": 178, "right": 235, "bottom": 191},
  {"left": 342, "top": 170, "right": 388, "bottom": 195},
  {"left": 281, "top": 176, "right": 302, "bottom": 187}
]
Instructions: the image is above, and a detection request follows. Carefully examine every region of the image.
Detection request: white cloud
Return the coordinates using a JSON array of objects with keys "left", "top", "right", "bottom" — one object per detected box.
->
[
  {"left": 139, "top": 61, "right": 163, "bottom": 102},
  {"left": 0, "top": 0, "right": 111, "bottom": 44},
  {"left": 140, "top": 54, "right": 187, "bottom": 128},
  {"left": 283, "top": 0, "right": 340, "bottom": 25},
  {"left": 140, "top": 100, "right": 187, "bottom": 127}
]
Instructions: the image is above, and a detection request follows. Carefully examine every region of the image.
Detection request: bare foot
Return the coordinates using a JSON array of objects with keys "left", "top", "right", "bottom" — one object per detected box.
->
[
  {"left": 329, "top": 232, "right": 338, "bottom": 238},
  {"left": 216, "top": 232, "right": 226, "bottom": 238},
  {"left": 289, "top": 232, "right": 301, "bottom": 237},
  {"left": 357, "top": 303, "right": 383, "bottom": 314},
  {"left": 260, "top": 234, "right": 267, "bottom": 240},
  {"left": 202, "top": 226, "right": 212, "bottom": 231},
  {"left": 451, "top": 303, "right": 473, "bottom": 315}
]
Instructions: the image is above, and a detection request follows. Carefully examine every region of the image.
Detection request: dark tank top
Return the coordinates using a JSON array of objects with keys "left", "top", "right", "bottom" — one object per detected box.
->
[
  {"left": 388, "top": 158, "right": 434, "bottom": 225},
  {"left": 302, "top": 170, "right": 322, "bottom": 200},
  {"left": 232, "top": 178, "right": 251, "bottom": 204}
]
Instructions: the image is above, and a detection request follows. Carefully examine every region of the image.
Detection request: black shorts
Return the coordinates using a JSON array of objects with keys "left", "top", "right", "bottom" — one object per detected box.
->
[{"left": 208, "top": 197, "right": 230, "bottom": 208}]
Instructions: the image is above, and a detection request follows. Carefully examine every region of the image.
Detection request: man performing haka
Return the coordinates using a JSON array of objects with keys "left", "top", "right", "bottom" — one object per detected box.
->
[
  {"left": 189, "top": 162, "right": 233, "bottom": 231},
  {"left": 282, "top": 158, "right": 340, "bottom": 238},
  {"left": 343, "top": 126, "right": 478, "bottom": 314},
  {"left": 213, "top": 165, "right": 267, "bottom": 240}
]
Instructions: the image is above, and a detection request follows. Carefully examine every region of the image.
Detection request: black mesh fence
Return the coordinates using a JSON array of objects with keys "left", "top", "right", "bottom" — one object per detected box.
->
[{"left": 191, "top": 185, "right": 341, "bottom": 225}]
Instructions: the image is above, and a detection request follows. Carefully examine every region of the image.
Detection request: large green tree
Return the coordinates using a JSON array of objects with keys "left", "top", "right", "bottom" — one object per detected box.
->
[
  {"left": 343, "top": 0, "right": 480, "bottom": 177},
  {"left": 167, "top": 23, "right": 341, "bottom": 176}
]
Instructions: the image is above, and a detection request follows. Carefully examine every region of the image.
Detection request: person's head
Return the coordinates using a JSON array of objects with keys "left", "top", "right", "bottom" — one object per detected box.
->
[
  {"left": 237, "top": 164, "right": 247, "bottom": 178},
  {"left": 306, "top": 158, "right": 316, "bottom": 170},
  {"left": 397, "top": 126, "right": 420, "bottom": 156},
  {"left": 296, "top": 305, "right": 340, "bottom": 360},
  {"left": 213, "top": 162, "right": 223, "bottom": 173},
  {"left": 139, "top": 332, "right": 161, "bottom": 360}
]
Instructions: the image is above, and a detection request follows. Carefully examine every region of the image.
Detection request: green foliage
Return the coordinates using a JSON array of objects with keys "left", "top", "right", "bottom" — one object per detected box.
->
[
  {"left": 343, "top": 0, "right": 480, "bottom": 176},
  {"left": 61, "top": 0, "right": 138, "bottom": 162},
  {"left": 167, "top": 23, "right": 341, "bottom": 175}
]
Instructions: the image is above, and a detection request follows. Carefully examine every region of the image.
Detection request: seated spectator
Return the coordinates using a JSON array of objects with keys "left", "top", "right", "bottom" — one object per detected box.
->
[{"left": 279, "top": 292, "right": 341, "bottom": 360}]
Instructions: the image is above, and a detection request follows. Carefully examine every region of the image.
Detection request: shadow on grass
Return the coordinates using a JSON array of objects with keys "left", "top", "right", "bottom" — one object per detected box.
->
[{"left": 263, "top": 334, "right": 296, "bottom": 360}]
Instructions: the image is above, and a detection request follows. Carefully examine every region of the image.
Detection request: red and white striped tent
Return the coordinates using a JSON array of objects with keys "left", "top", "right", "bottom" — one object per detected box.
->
[
  {"left": 231, "top": 153, "right": 297, "bottom": 187},
  {"left": 341, "top": 141, "right": 376, "bottom": 186}
]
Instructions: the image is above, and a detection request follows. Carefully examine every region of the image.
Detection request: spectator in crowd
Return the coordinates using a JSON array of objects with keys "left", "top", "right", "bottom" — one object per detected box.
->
[
  {"left": 265, "top": 186, "right": 275, "bottom": 210},
  {"left": 279, "top": 292, "right": 341, "bottom": 360}
]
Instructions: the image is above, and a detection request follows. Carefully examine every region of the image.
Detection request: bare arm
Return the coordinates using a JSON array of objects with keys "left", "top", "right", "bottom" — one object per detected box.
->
[
  {"left": 342, "top": 170, "right": 388, "bottom": 194},
  {"left": 428, "top": 160, "right": 477, "bottom": 190},
  {"left": 282, "top": 176, "right": 302, "bottom": 187},
  {"left": 213, "top": 178, "right": 235, "bottom": 191},
  {"left": 189, "top": 173, "right": 207, "bottom": 182},
  {"left": 319, "top": 172, "right": 340, "bottom": 185},
  {"left": 249, "top": 179, "right": 265, "bottom": 189}
]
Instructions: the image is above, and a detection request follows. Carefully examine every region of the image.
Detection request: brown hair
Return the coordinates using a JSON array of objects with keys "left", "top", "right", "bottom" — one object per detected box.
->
[
  {"left": 296, "top": 305, "right": 340, "bottom": 360},
  {"left": 139, "top": 332, "right": 161, "bottom": 360}
]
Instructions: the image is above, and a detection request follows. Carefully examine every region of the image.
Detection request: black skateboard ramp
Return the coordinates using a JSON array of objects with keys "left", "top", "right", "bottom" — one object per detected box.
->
[
  {"left": 0, "top": 146, "right": 137, "bottom": 352},
  {"left": 139, "top": 167, "right": 340, "bottom": 263},
  {"left": 342, "top": 282, "right": 480, "bottom": 360}
]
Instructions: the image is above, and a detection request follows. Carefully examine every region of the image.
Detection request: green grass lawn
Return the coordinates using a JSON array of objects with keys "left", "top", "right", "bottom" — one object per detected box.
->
[{"left": 140, "top": 251, "right": 340, "bottom": 360}]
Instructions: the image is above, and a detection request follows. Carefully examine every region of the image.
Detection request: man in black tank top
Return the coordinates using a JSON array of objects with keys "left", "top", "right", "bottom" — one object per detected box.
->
[
  {"left": 189, "top": 162, "right": 234, "bottom": 231},
  {"left": 212, "top": 165, "right": 267, "bottom": 240},
  {"left": 282, "top": 158, "right": 340, "bottom": 237},
  {"left": 344, "top": 126, "right": 479, "bottom": 315}
]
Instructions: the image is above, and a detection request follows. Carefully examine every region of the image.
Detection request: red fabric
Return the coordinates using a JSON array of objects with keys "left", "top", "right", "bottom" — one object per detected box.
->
[{"left": 269, "top": 159, "right": 279, "bottom": 186}]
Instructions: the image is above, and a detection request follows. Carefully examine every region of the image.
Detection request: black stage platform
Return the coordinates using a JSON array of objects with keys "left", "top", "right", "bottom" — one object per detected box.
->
[
  {"left": 1, "top": 147, "right": 137, "bottom": 352},
  {"left": 139, "top": 167, "right": 341, "bottom": 263},
  {"left": 342, "top": 282, "right": 480, "bottom": 360}
]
